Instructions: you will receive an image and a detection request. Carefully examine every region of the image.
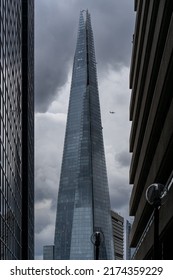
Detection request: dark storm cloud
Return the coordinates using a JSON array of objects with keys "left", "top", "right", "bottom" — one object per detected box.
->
[
  {"left": 35, "top": 0, "right": 134, "bottom": 112},
  {"left": 35, "top": 0, "right": 76, "bottom": 112}
]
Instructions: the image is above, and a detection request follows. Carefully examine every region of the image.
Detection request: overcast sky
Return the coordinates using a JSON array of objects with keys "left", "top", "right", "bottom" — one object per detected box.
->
[{"left": 35, "top": 0, "right": 135, "bottom": 259}]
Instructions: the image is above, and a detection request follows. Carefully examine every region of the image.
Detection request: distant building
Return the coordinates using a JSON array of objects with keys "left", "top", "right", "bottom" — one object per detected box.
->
[
  {"left": 0, "top": 0, "right": 34, "bottom": 259},
  {"left": 129, "top": 0, "right": 173, "bottom": 259},
  {"left": 43, "top": 246, "right": 55, "bottom": 260},
  {"left": 126, "top": 220, "right": 135, "bottom": 260},
  {"left": 111, "top": 211, "right": 124, "bottom": 260}
]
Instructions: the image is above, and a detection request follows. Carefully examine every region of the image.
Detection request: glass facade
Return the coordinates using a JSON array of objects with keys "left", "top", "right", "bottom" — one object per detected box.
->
[
  {"left": 0, "top": 0, "right": 34, "bottom": 259},
  {"left": 54, "top": 11, "right": 114, "bottom": 260},
  {"left": 43, "top": 245, "right": 55, "bottom": 260}
]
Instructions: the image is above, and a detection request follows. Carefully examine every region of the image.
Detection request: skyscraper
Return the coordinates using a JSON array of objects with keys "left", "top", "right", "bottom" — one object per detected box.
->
[
  {"left": 0, "top": 0, "right": 34, "bottom": 259},
  {"left": 53, "top": 11, "right": 114, "bottom": 260}
]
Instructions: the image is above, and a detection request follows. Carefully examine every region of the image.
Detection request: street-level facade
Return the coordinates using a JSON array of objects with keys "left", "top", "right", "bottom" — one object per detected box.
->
[{"left": 129, "top": 0, "right": 173, "bottom": 259}]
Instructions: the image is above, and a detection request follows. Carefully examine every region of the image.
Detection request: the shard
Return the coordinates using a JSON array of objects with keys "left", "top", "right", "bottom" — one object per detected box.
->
[{"left": 54, "top": 10, "right": 114, "bottom": 260}]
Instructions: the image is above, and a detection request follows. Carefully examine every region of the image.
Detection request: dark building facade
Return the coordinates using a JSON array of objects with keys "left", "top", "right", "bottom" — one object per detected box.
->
[
  {"left": 0, "top": 0, "right": 34, "bottom": 259},
  {"left": 111, "top": 211, "right": 124, "bottom": 260},
  {"left": 21, "top": 0, "right": 34, "bottom": 260},
  {"left": 53, "top": 11, "right": 114, "bottom": 260},
  {"left": 129, "top": 0, "right": 173, "bottom": 259}
]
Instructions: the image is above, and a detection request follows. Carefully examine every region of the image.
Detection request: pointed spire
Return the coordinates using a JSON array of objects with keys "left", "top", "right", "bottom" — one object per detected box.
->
[{"left": 78, "top": 10, "right": 85, "bottom": 29}]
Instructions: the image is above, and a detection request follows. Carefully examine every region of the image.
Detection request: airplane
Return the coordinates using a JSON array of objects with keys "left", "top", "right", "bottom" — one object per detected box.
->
[{"left": 109, "top": 111, "right": 115, "bottom": 114}]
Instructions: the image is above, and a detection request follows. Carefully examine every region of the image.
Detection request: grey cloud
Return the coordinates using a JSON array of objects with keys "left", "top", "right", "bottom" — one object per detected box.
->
[
  {"left": 93, "top": 1, "right": 134, "bottom": 71},
  {"left": 35, "top": 170, "right": 58, "bottom": 202},
  {"left": 35, "top": 113, "right": 65, "bottom": 249},
  {"left": 110, "top": 186, "right": 130, "bottom": 209},
  {"left": 35, "top": 164, "right": 59, "bottom": 216},
  {"left": 35, "top": 0, "right": 135, "bottom": 112},
  {"left": 109, "top": 176, "right": 131, "bottom": 218},
  {"left": 115, "top": 150, "right": 131, "bottom": 168},
  {"left": 35, "top": 207, "right": 52, "bottom": 234}
]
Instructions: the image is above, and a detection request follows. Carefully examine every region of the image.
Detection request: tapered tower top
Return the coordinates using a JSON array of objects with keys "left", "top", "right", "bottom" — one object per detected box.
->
[{"left": 51, "top": 11, "right": 114, "bottom": 260}]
